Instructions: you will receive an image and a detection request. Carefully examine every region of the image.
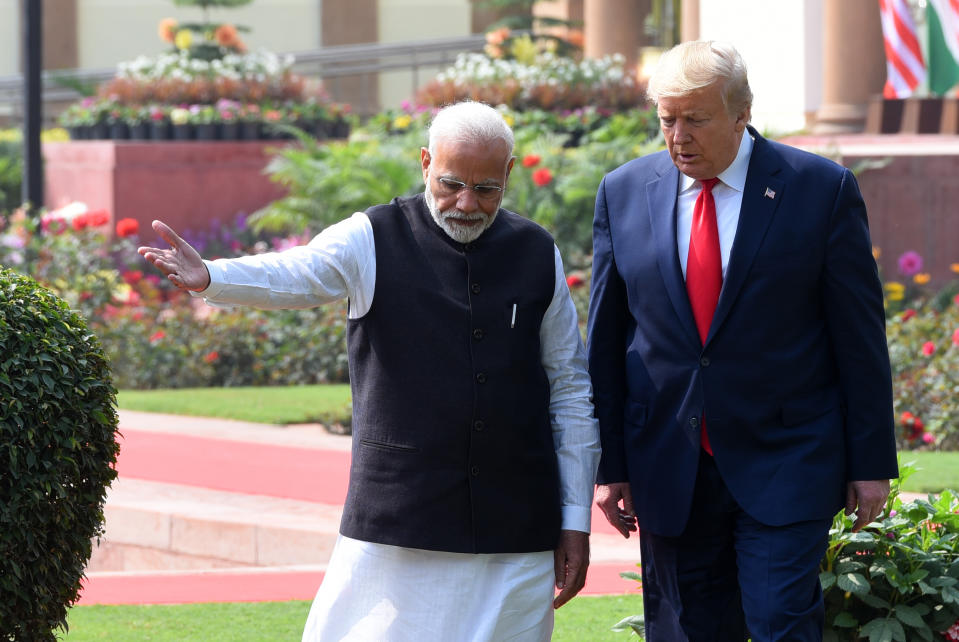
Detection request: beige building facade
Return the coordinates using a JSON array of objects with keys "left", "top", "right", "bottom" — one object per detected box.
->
[{"left": 2, "top": 0, "right": 888, "bottom": 133}]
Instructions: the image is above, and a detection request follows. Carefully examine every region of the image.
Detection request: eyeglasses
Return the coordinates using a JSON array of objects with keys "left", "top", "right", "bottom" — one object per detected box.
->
[{"left": 435, "top": 176, "right": 504, "bottom": 201}]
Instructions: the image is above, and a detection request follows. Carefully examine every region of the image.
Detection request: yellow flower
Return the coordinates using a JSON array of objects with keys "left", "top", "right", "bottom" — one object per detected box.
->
[
  {"left": 871, "top": 246, "right": 881, "bottom": 260},
  {"left": 913, "top": 273, "right": 931, "bottom": 285},
  {"left": 392, "top": 114, "right": 412, "bottom": 130},
  {"left": 885, "top": 281, "right": 905, "bottom": 301},
  {"left": 174, "top": 29, "right": 193, "bottom": 51},
  {"left": 951, "top": 263, "right": 959, "bottom": 273},
  {"left": 502, "top": 113, "right": 514, "bottom": 128},
  {"left": 510, "top": 34, "right": 538, "bottom": 66}
]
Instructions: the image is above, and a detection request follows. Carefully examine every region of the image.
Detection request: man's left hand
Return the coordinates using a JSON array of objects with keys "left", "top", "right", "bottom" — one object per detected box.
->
[
  {"left": 845, "top": 479, "right": 891, "bottom": 532},
  {"left": 553, "top": 529, "right": 589, "bottom": 609}
]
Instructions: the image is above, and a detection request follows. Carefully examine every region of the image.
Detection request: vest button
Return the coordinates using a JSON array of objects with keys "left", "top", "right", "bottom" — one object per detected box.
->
[
  {"left": 472, "top": 328, "right": 484, "bottom": 340},
  {"left": 700, "top": 357, "right": 710, "bottom": 367},
  {"left": 471, "top": 465, "right": 480, "bottom": 476},
  {"left": 464, "top": 243, "right": 473, "bottom": 252},
  {"left": 473, "top": 420, "right": 484, "bottom": 431},
  {"left": 689, "top": 416, "right": 699, "bottom": 427},
  {"left": 471, "top": 283, "right": 481, "bottom": 294},
  {"left": 475, "top": 372, "right": 487, "bottom": 384}
]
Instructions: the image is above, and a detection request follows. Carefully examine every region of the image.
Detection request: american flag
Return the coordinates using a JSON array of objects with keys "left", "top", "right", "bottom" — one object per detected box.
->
[{"left": 878, "top": 0, "right": 927, "bottom": 98}]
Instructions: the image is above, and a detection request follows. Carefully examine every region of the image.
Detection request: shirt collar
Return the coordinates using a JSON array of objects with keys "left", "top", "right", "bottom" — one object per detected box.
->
[{"left": 680, "top": 130, "right": 754, "bottom": 193}]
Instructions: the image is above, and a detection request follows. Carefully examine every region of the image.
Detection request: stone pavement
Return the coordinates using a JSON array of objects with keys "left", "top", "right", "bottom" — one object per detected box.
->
[{"left": 78, "top": 410, "right": 642, "bottom": 605}]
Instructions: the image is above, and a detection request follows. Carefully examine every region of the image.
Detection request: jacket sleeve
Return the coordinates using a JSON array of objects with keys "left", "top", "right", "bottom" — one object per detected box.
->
[
  {"left": 821, "top": 168, "right": 898, "bottom": 481},
  {"left": 586, "top": 176, "right": 631, "bottom": 485}
]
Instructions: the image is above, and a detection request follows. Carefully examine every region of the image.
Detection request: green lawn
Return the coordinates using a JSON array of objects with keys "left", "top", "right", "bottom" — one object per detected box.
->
[
  {"left": 117, "top": 385, "right": 352, "bottom": 426},
  {"left": 63, "top": 595, "right": 643, "bottom": 641},
  {"left": 118, "top": 385, "right": 958, "bottom": 494}
]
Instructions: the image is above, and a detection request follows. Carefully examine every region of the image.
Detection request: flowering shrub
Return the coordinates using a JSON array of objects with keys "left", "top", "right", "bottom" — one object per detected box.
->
[{"left": 416, "top": 50, "right": 644, "bottom": 112}]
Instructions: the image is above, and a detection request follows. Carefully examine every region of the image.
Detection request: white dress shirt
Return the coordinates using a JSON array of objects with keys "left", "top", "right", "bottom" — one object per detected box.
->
[{"left": 677, "top": 132, "right": 755, "bottom": 279}]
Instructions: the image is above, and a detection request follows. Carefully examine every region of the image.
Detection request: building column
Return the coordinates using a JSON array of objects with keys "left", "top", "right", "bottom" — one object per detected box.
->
[
  {"left": 583, "top": 0, "right": 645, "bottom": 69},
  {"left": 680, "top": 0, "right": 700, "bottom": 43},
  {"left": 321, "top": 0, "right": 379, "bottom": 116},
  {"left": 814, "top": 0, "right": 886, "bottom": 133}
]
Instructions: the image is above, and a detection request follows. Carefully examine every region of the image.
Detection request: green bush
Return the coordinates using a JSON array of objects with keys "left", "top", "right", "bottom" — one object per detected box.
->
[
  {"left": 820, "top": 464, "right": 959, "bottom": 641},
  {"left": 0, "top": 131, "right": 23, "bottom": 214},
  {"left": 0, "top": 267, "right": 119, "bottom": 641}
]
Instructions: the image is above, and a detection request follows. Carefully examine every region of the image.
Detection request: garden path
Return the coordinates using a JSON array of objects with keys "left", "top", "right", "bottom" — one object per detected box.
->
[{"left": 77, "top": 410, "right": 642, "bottom": 606}]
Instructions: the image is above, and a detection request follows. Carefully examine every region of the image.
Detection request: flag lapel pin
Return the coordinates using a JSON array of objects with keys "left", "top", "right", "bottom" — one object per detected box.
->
[{"left": 764, "top": 187, "right": 776, "bottom": 199}]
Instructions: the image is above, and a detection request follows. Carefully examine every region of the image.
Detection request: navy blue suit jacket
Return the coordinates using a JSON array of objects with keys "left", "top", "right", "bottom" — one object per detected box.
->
[{"left": 587, "top": 126, "right": 898, "bottom": 537}]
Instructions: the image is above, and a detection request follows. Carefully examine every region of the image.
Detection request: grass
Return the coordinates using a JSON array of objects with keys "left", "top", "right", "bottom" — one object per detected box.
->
[
  {"left": 118, "top": 385, "right": 959, "bottom": 494},
  {"left": 117, "top": 385, "right": 352, "bottom": 426},
  {"left": 63, "top": 595, "right": 643, "bottom": 641}
]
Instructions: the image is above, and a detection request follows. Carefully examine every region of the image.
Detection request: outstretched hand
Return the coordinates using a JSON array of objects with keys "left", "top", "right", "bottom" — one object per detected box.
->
[{"left": 138, "top": 220, "right": 210, "bottom": 291}]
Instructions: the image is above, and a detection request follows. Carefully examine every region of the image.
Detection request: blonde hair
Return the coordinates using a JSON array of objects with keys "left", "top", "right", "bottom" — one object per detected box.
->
[
  {"left": 427, "top": 101, "right": 514, "bottom": 156},
  {"left": 646, "top": 40, "right": 753, "bottom": 116}
]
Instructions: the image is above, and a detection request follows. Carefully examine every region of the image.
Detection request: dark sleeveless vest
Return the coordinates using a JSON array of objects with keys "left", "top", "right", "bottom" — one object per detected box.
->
[{"left": 340, "top": 193, "right": 561, "bottom": 553}]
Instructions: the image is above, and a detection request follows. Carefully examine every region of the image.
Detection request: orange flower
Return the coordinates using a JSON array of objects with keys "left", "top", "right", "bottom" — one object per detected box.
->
[
  {"left": 871, "top": 246, "right": 881, "bottom": 260},
  {"left": 951, "top": 262, "right": 959, "bottom": 273},
  {"left": 566, "top": 30, "right": 585, "bottom": 49},
  {"left": 158, "top": 18, "right": 178, "bottom": 44},
  {"left": 204, "top": 351, "right": 220, "bottom": 363},
  {"left": 913, "top": 273, "right": 931, "bottom": 285},
  {"left": 485, "top": 27, "right": 510, "bottom": 46},
  {"left": 214, "top": 23, "right": 239, "bottom": 47}
]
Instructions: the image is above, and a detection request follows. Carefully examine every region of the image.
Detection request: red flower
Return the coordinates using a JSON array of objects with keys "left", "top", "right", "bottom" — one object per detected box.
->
[
  {"left": 116, "top": 218, "right": 140, "bottom": 238},
  {"left": 921, "top": 341, "right": 936, "bottom": 356},
  {"left": 122, "top": 270, "right": 143, "bottom": 285},
  {"left": 532, "top": 167, "right": 553, "bottom": 187},
  {"left": 522, "top": 154, "right": 541, "bottom": 168},
  {"left": 953, "top": 327, "right": 959, "bottom": 347},
  {"left": 72, "top": 215, "right": 88, "bottom": 231},
  {"left": 954, "top": 293, "right": 959, "bottom": 307},
  {"left": 204, "top": 351, "right": 220, "bottom": 363},
  {"left": 566, "top": 274, "right": 585, "bottom": 288},
  {"left": 87, "top": 209, "right": 109, "bottom": 226},
  {"left": 900, "top": 411, "right": 914, "bottom": 425},
  {"left": 900, "top": 308, "right": 916, "bottom": 321},
  {"left": 149, "top": 330, "right": 166, "bottom": 343}
]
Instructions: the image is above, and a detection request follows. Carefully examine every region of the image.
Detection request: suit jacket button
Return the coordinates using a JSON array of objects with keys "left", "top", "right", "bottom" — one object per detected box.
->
[
  {"left": 689, "top": 416, "right": 699, "bottom": 427},
  {"left": 476, "top": 373, "right": 487, "bottom": 384},
  {"left": 471, "top": 465, "right": 480, "bottom": 476},
  {"left": 473, "top": 420, "right": 484, "bottom": 431},
  {"left": 700, "top": 357, "right": 710, "bottom": 367},
  {"left": 471, "top": 283, "right": 481, "bottom": 294},
  {"left": 472, "top": 328, "right": 485, "bottom": 340}
]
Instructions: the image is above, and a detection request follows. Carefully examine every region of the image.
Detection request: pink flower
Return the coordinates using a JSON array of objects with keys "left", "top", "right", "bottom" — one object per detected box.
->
[
  {"left": 922, "top": 432, "right": 935, "bottom": 444},
  {"left": 921, "top": 341, "right": 936, "bottom": 356},
  {"left": 953, "top": 327, "right": 959, "bottom": 347},
  {"left": 897, "top": 250, "right": 923, "bottom": 276},
  {"left": 945, "top": 619, "right": 959, "bottom": 642},
  {"left": 149, "top": 330, "right": 166, "bottom": 343}
]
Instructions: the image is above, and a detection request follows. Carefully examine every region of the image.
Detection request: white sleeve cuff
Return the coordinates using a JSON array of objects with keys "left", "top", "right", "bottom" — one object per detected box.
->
[{"left": 561, "top": 505, "right": 592, "bottom": 534}]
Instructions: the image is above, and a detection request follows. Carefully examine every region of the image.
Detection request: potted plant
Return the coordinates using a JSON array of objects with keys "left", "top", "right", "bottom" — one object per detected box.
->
[
  {"left": 189, "top": 104, "right": 219, "bottom": 140},
  {"left": 170, "top": 106, "right": 193, "bottom": 140},
  {"left": 125, "top": 105, "right": 150, "bottom": 140},
  {"left": 106, "top": 104, "right": 130, "bottom": 140},
  {"left": 216, "top": 98, "right": 241, "bottom": 140},
  {"left": 238, "top": 103, "right": 262, "bottom": 140},
  {"left": 147, "top": 104, "right": 172, "bottom": 140}
]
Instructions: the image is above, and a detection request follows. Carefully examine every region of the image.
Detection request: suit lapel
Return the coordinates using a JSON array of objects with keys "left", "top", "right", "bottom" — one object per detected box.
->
[
  {"left": 646, "top": 161, "right": 702, "bottom": 347},
  {"left": 707, "top": 128, "right": 784, "bottom": 344}
]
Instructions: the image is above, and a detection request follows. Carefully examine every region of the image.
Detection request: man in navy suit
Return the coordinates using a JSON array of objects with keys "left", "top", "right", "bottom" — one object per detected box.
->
[{"left": 588, "top": 40, "right": 898, "bottom": 641}]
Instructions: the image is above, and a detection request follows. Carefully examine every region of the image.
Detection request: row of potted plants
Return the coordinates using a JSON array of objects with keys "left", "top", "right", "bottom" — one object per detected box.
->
[{"left": 59, "top": 98, "right": 352, "bottom": 142}]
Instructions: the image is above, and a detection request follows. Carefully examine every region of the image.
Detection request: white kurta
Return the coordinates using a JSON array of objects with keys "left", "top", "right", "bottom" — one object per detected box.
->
[{"left": 198, "top": 209, "right": 601, "bottom": 641}]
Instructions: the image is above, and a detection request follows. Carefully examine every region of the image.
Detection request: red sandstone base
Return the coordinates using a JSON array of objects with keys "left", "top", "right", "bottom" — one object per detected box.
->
[{"left": 42, "top": 141, "right": 289, "bottom": 239}]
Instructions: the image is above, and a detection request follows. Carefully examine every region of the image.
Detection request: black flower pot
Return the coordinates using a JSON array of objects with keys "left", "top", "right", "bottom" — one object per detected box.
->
[
  {"left": 67, "top": 126, "right": 87, "bottom": 140},
  {"left": 173, "top": 124, "right": 195, "bottom": 141},
  {"left": 194, "top": 123, "right": 218, "bottom": 140},
  {"left": 128, "top": 123, "right": 150, "bottom": 140},
  {"left": 150, "top": 121, "right": 171, "bottom": 140},
  {"left": 220, "top": 122, "right": 240, "bottom": 140},
  {"left": 90, "top": 122, "right": 110, "bottom": 140},
  {"left": 331, "top": 117, "right": 350, "bottom": 139},
  {"left": 313, "top": 119, "right": 330, "bottom": 140},
  {"left": 239, "top": 121, "right": 261, "bottom": 140},
  {"left": 110, "top": 122, "right": 130, "bottom": 140}
]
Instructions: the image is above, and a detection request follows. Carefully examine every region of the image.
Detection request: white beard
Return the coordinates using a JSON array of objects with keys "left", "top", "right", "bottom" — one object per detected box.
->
[{"left": 424, "top": 184, "right": 498, "bottom": 244}]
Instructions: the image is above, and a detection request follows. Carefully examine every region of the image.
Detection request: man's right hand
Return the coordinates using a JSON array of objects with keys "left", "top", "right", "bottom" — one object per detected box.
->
[
  {"left": 138, "top": 220, "right": 210, "bottom": 291},
  {"left": 595, "top": 482, "right": 637, "bottom": 539}
]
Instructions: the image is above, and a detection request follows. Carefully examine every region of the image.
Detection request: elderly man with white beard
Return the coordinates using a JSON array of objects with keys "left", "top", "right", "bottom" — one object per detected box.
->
[{"left": 138, "top": 100, "right": 601, "bottom": 642}]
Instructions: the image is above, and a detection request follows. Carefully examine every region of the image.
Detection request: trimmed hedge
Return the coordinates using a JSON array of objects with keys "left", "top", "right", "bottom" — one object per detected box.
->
[{"left": 0, "top": 267, "right": 119, "bottom": 640}]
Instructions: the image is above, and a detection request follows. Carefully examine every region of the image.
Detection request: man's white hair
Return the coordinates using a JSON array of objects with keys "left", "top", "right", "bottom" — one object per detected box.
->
[
  {"left": 646, "top": 40, "right": 753, "bottom": 117},
  {"left": 427, "top": 101, "right": 515, "bottom": 156}
]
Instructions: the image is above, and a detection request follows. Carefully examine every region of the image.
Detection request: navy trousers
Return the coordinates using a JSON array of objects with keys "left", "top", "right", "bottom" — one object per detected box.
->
[{"left": 640, "top": 451, "right": 831, "bottom": 641}]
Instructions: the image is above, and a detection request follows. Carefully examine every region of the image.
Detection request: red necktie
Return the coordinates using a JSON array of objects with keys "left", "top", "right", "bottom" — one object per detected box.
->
[{"left": 686, "top": 177, "right": 721, "bottom": 454}]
